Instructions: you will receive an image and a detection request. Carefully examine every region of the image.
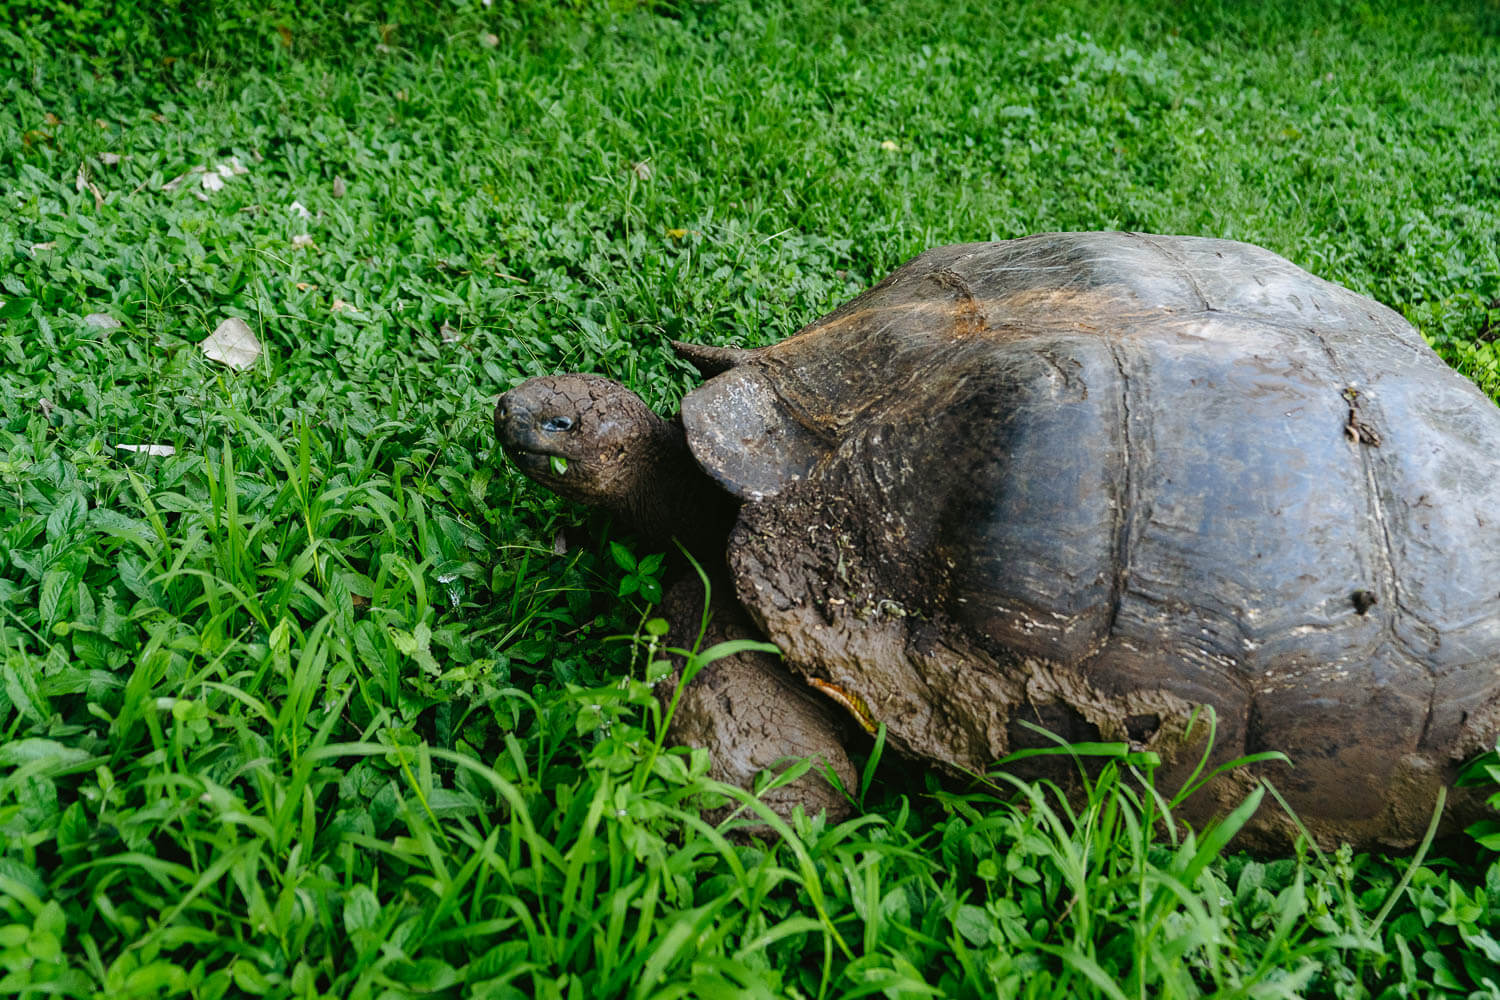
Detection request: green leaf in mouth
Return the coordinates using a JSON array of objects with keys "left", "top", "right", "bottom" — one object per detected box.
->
[{"left": 549, "top": 455, "right": 568, "bottom": 476}]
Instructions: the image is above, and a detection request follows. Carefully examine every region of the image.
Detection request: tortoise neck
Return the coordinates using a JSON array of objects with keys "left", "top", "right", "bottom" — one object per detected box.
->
[{"left": 618, "top": 417, "right": 737, "bottom": 564}]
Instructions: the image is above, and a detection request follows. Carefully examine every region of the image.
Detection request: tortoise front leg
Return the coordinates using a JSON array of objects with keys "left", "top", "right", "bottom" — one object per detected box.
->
[{"left": 660, "top": 574, "right": 856, "bottom": 827}]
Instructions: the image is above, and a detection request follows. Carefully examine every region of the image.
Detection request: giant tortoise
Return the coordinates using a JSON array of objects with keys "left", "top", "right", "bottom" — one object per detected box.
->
[{"left": 495, "top": 232, "right": 1500, "bottom": 849}]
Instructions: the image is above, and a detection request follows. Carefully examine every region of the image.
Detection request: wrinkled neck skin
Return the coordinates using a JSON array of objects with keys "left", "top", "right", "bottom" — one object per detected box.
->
[{"left": 612, "top": 416, "right": 739, "bottom": 566}]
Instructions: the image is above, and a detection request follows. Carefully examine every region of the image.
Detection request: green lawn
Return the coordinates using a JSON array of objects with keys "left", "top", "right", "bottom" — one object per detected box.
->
[{"left": 3, "top": 0, "right": 1500, "bottom": 996}]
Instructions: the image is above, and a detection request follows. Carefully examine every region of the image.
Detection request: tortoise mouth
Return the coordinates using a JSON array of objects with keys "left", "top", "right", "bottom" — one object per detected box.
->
[{"left": 502, "top": 443, "right": 560, "bottom": 477}]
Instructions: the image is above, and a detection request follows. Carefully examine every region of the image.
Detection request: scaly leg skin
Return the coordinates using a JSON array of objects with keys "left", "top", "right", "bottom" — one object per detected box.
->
[{"left": 660, "top": 573, "right": 856, "bottom": 828}]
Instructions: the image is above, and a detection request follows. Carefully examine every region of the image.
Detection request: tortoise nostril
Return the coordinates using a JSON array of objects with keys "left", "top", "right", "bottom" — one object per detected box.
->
[{"left": 542, "top": 416, "right": 574, "bottom": 433}]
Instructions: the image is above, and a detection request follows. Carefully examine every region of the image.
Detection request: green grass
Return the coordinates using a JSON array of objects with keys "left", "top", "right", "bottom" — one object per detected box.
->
[{"left": 2, "top": 0, "right": 1499, "bottom": 995}]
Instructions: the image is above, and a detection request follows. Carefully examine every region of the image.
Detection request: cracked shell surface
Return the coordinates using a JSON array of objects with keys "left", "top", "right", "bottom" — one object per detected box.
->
[{"left": 681, "top": 232, "right": 1500, "bottom": 849}]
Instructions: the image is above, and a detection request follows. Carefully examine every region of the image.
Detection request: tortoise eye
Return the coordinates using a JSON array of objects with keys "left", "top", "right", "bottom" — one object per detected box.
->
[{"left": 541, "top": 416, "right": 574, "bottom": 433}]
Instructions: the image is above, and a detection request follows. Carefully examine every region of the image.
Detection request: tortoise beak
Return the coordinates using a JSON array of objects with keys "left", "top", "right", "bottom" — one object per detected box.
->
[
  {"left": 495, "top": 392, "right": 538, "bottom": 455},
  {"left": 496, "top": 388, "right": 547, "bottom": 443},
  {"left": 495, "top": 391, "right": 563, "bottom": 480}
]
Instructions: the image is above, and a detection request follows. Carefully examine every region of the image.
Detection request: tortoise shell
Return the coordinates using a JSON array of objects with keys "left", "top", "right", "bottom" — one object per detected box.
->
[{"left": 680, "top": 232, "right": 1500, "bottom": 847}]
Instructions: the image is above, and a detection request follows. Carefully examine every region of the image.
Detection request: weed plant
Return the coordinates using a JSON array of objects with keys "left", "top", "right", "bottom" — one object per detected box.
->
[{"left": 2, "top": 0, "right": 1499, "bottom": 995}]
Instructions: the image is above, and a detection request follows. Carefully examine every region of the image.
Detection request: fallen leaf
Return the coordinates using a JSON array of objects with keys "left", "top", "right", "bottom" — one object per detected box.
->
[
  {"left": 114, "top": 443, "right": 176, "bottom": 457},
  {"left": 276, "top": 24, "right": 292, "bottom": 47},
  {"left": 84, "top": 313, "right": 122, "bottom": 329},
  {"left": 39, "top": 398, "right": 54, "bottom": 418},
  {"left": 437, "top": 320, "right": 460, "bottom": 343},
  {"left": 201, "top": 172, "right": 224, "bottom": 192},
  {"left": 44, "top": 112, "right": 61, "bottom": 127},
  {"left": 99, "top": 152, "right": 122, "bottom": 166},
  {"left": 200, "top": 317, "right": 262, "bottom": 370},
  {"left": 95, "top": 119, "right": 109, "bottom": 129},
  {"left": 331, "top": 176, "right": 346, "bottom": 199},
  {"left": 30, "top": 242, "right": 57, "bottom": 253},
  {"left": 880, "top": 139, "right": 899, "bottom": 151},
  {"left": 295, "top": 282, "right": 318, "bottom": 291},
  {"left": 163, "top": 166, "right": 206, "bottom": 191},
  {"left": 332, "top": 299, "right": 351, "bottom": 313},
  {"left": 291, "top": 233, "right": 315, "bottom": 249},
  {"left": 632, "top": 160, "right": 653, "bottom": 181},
  {"left": 480, "top": 32, "right": 499, "bottom": 47},
  {"left": 288, "top": 200, "right": 311, "bottom": 219},
  {"left": 666, "top": 228, "right": 688, "bottom": 239}
]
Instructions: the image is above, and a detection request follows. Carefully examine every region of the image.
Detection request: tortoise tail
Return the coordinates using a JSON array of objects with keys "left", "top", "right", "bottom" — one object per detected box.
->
[{"left": 672, "top": 340, "right": 755, "bottom": 377}]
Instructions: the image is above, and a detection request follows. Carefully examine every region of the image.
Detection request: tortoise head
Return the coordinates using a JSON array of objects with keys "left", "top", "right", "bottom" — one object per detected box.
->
[{"left": 495, "top": 374, "right": 670, "bottom": 515}]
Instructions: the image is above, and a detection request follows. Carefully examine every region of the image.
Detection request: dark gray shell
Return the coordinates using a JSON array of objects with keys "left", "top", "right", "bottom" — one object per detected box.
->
[{"left": 680, "top": 232, "right": 1500, "bottom": 848}]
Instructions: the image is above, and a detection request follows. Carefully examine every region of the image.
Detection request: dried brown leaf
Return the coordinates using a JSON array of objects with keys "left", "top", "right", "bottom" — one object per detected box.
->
[
  {"left": 200, "top": 317, "right": 262, "bottom": 370},
  {"left": 162, "top": 166, "right": 206, "bottom": 191}
]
